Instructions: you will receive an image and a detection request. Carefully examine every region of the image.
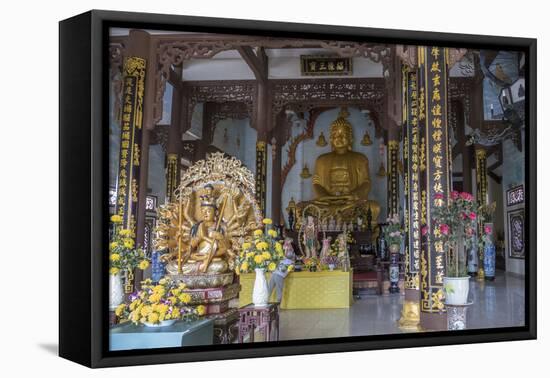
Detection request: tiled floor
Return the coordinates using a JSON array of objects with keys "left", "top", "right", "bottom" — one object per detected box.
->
[{"left": 278, "top": 271, "right": 525, "bottom": 341}]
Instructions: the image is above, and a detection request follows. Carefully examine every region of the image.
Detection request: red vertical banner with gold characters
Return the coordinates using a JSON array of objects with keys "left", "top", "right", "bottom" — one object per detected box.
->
[
  {"left": 115, "top": 57, "right": 146, "bottom": 237},
  {"left": 419, "top": 46, "right": 450, "bottom": 315}
]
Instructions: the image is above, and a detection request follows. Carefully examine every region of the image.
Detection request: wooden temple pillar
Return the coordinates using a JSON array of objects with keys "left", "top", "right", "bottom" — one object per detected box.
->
[
  {"left": 418, "top": 46, "right": 452, "bottom": 331},
  {"left": 386, "top": 49, "right": 403, "bottom": 219},
  {"left": 195, "top": 102, "right": 215, "bottom": 162},
  {"left": 165, "top": 66, "right": 184, "bottom": 203},
  {"left": 399, "top": 65, "right": 421, "bottom": 330},
  {"left": 454, "top": 101, "right": 473, "bottom": 193},
  {"left": 255, "top": 81, "right": 270, "bottom": 215},
  {"left": 270, "top": 113, "right": 285, "bottom": 226},
  {"left": 113, "top": 30, "right": 156, "bottom": 290},
  {"left": 470, "top": 54, "right": 488, "bottom": 279}
]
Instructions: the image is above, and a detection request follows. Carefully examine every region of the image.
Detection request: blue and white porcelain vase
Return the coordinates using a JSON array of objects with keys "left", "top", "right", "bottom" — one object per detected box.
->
[
  {"left": 482, "top": 223, "right": 496, "bottom": 281},
  {"left": 483, "top": 243, "right": 496, "bottom": 280}
]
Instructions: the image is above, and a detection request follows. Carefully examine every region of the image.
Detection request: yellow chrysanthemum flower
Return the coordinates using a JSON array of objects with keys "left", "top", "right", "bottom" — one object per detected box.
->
[
  {"left": 268, "top": 262, "right": 277, "bottom": 271},
  {"left": 246, "top": 252, "right": 254, "bottom": 259},
  {"left": 179, "top": 293, "right": 192, "bottom": 304},
  {"left": 168, "top": 296, "right": 178, "bottom": 305},
  {"left": 262, "top": 218, "right": 273, "bottom": 225},
  {"left": 109, "top": 242, "right": 118, "bottom": 250},
  {"left": 110, "top": 214, "right": 123, "bottom": 223},
  {"left": 275, "top": 242, "right": 283, "bottom": 253},
  {"left": 148, "top": 312, "right": 159, "bottom": 324},
  {"left": 242, "top": 242, "right": 252, "bottom": 249},
  {"left": 149, "top": 293, "right": 161, "bottom": 303},
  {"left": 140, "top": 305, "right": 152, "bottom": 317},
  {"left": 123, "top": 238, "right": 135, "bottom": 249},
  {"left": 262, "top": 251, "right": 271, "bottom": 260},
  {"left": 119, "top": 229, "right": 131, "bottom": 237},
  {"left": 254, "top": 255, "right": 264, "bottom": 264},
  {"left": 138, "top": 260, "right": 150, "bottom": 270},
  {"left": 131, "top": 311, "right": 140, "bottom": 323},
  {"left": 115, "top": 304, "right": 126, "bottom": 317},
  {"left": 254, "top": 229, "right": 263, "bottom": 236},
  {"left": 158, "top": 278, "right": 167, "bottom": 285},
  {"left": 171, "top": 308, "right": 180, "bottom": 319},
  {"left": 196, "top": 305, "right": 207, "bottom": 316},
  {"left": 110, "top": 253, "right": 121, "bottom": 262},
  {"left": 109, "top": 267, "right": 120, "bottom": 275},
  {"left": 268, "top": 229, "right": 278, "bottom": 238},
  {"left": 240, "top": 262, "right": 249, "bottom": 272},
  {"left": 287, "top": 264, "right": 295, "bottom": 272}
]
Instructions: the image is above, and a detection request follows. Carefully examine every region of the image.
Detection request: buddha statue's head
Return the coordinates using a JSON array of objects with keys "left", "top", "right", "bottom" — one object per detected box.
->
[
  {"left": 329, "top": 107, "right": 353, "bottom": 154},
  {"left": 200, "top": 197, "right": 217, "bottom": 222}
]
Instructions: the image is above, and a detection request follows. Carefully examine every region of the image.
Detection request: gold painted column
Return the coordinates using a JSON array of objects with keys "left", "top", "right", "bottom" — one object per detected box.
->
[
  {"left": 475, "top": 147, "right": 488, "bottom": 279},
  {"left": 418, "top": 46, "right": 451, "bottom": 331},
  {"left": 399, "top": 66, "right": 421, "bottom": 330}
]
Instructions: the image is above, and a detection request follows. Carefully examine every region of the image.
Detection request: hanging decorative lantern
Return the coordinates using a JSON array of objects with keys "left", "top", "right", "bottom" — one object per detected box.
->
[
  {"left": 316, "top": 131, "right": 328, "bottom": 147},
  {"left": 300, "top": 164, "right": 312, "bottom": 179},
  {"left": 361, "top": 130, "right": 372, "bottom": 146}
]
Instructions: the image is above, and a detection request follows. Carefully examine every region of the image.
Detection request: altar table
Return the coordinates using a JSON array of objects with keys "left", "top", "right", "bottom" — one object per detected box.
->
[
  {"left": 109, "top": 319, "right": 214, "bottom": 351},
  {"left": 239, "top": 270, "right": 353, "bottom": 309}
]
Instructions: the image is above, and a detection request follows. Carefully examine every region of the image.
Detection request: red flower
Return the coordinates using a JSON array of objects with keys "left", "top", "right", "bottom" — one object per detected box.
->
[
  {"left": 434, "top": 193, "right": 445, "bottom": 200},
  {"left": 461, "top": 212, "right": 467, "bottom": 220},
  {"left": 421, "top": 226, "right": 429, "bottom": 236},
  {"left": 484, "top": 225, "right": 493, "bottom": 235},
  {"left": 450, "top": 191, "right": 460, "bottom": 200},
  {"left": 439, "top": 224, "right": 450, "bottom": 235},
  {"left": 460, "top": 192, "right": 473, "bottom": 201},
  {"left": 469, "top": 212, "right": 477, "bottom": 220}
]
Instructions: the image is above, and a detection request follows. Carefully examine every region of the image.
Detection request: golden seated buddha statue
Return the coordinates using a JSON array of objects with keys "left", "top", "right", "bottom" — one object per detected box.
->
[{"left": 297, "top": 108, "right": 380, "bottom": 230}]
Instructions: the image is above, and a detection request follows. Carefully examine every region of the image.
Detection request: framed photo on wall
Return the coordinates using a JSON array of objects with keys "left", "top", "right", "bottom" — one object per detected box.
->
[
  {"left": 508, "top": 208, "right": 525, "bottom": 259},
  {"left": 59, "top": 10, "right": 537, "bottom": 368}
]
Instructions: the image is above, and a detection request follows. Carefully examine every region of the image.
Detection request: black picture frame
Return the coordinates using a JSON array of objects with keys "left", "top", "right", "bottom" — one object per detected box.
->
[{"left": 59, "top": 9, "right": 537, "bottom": 368}]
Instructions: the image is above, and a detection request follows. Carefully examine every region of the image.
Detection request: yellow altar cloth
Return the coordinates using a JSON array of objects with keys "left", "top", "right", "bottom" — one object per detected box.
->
[{"left": 239, "top": 270, "right": 353, "bottom": 309}]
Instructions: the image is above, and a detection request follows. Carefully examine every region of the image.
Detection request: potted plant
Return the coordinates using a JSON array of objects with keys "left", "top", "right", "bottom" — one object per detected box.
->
[
  {"left": 108, "top": 214, "right": 150, "bottom": 310},
  {"left": 431, "top": 191, "right": 477, "bottom": 305},
  {"left": 235, "top": 218, "right": 284, "bottom": 306},
  {"left": 115, "top": 277, "right": 204, "bottom": 327}
]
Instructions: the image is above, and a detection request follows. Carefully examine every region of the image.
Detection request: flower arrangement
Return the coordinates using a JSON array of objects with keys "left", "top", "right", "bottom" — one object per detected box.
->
[
  {"left": 115, "top": 277, "right": 204, "bottom": 325},
  {"left": 322, "top": 254, "right": 340, "bottom": 270},
  {"left": 302, "top": 257, "right": 320, "bottom": 272},
  {"left": 430, "top": 191, "right": 478, "bottom": 277},
  {"left": 382, "top": 214, "right": 404, "bottom": 246},
  {"left": 235, "top": 218, "right": 284, "bottom": 274},
  {"left": 109, "top": 214, "right": 150, "bottom": 276}
]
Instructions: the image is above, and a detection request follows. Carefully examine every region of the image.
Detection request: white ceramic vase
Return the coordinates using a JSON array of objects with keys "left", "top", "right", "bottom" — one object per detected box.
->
[
  {"left": 252, "top": 268, "right": 269, "bottom": 306},
  {"left": 444, "top": 276, "right": 470, "bottom": 305},
  {"left": 109, "top": 272, "right": 124, "bottom": 310}
]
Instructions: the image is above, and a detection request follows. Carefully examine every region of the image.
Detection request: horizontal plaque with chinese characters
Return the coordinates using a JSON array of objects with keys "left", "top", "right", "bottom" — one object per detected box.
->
[{"left": 300, "top": 55, "right": 352, "bottom": 76}]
